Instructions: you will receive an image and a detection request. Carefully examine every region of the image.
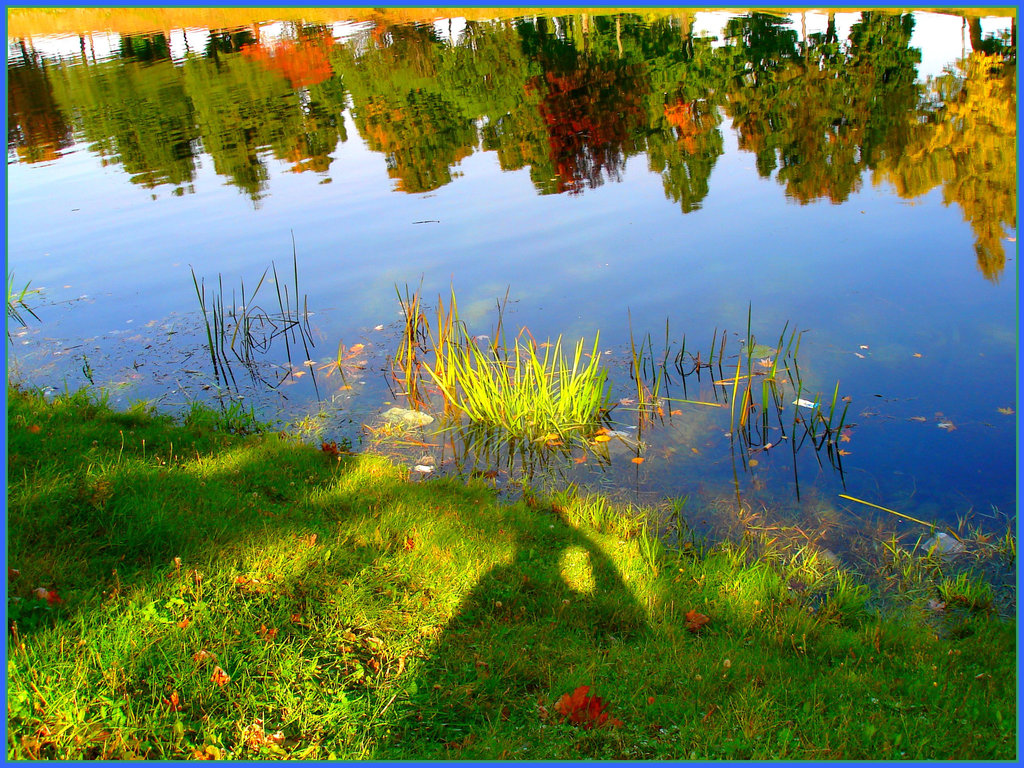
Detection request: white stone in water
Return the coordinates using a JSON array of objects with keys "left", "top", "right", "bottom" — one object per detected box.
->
[
  {"left": 922, "top": 531, "right": 966, "bottom": 556},
  {"left": 382, "top": 407, "right": 434, "bottom": 427}
]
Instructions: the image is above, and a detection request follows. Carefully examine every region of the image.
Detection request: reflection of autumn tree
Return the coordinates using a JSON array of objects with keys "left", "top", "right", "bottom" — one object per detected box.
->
[
  {"left": 724, "top": 12, "right": 921, "bottom": 204},
  {"left": 641, "top": 19, "right": 725, "bottom": 212},
  {"left": 48, "top": 57, "right": 198, "bottom": 188},
  {"left": 340, "top": 23, "right": 479, "bottom": 193},
  {"left": 240, "top": 25, "right": 349, "bottom": 174},
  {"left": 183, "top": 37, "right": 349, "bottom": 200},
  {"left": 7, "top": 44, "right": 74, "bottom": 163},
  {"left": 875, "top": 52, "right": 1017, "bottom": 281},
  {"left": 516, "top": 16, "right": 648, "bottom": 195}
]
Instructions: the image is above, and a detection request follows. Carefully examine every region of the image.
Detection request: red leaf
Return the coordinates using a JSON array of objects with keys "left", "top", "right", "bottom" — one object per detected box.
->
[
  {"left": 685, "top": 609, "right": 710, "bottom": 633},
  {"left": 554, "top": 685, "right": 622, "bottom": 729}
]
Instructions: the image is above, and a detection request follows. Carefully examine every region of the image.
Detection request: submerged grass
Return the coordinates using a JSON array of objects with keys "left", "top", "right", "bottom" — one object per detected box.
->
[{"left": 5, "top": 385, "right": 1016, "bottom": 760}]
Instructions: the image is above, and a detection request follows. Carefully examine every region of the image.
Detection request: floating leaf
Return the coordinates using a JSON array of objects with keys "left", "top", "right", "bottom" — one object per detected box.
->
[
  {"left": 670, "top": 409, "right": 682, "bottom": 416},
  {"left": 838, "top": 450, "right": 851, "bottom": 456},
  {"left": 854, "top": 352, "right": 866, "bottom": 359},
  {"left": 631, "top": 456, "right": 645, "bottom": 464},
  {"left": 593, "top": 435, "right": 611, "bottom": 443},
  {"left": 912, "top": 353, "right": 923, "bottom": 358},
  {"left": 748, "top": 459, "right": 758, "bottom": 467},
  {"left": 997, "top": 407, "right": 1014, "bottom": 415},
  {"left": 908, "top": 416, "right": 928, "bottom": 422}
]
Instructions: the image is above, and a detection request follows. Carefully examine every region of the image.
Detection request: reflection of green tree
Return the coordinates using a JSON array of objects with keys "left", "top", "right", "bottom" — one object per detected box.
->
[
  {"left": 7, "top": 43, "right": 74, "bottom": 163},
  {"left": 875, "top": 52, "right": 1017, "bottom": 281},
  {"left": 183, "top": 44, "right": 348, "bottom": 201},
  {"left": 641, "top": 16, "right": 725, "bottom": 212},
  {"left": 337, "top": 24, "right": 478, "bottom": 193},
  {"left": 48, "top": 57, "right": 198, "bottom": 189},
  {"left": 723, "top": 12, "right": 921, "bottom": 204}
]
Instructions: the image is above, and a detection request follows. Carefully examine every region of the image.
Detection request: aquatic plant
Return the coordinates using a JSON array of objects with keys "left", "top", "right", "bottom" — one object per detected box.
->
[
  {"left": 6, "top": 272, "right": 40, "bottom": 330},
  {"left": 190, "top": 238, "right": 316, "bottom": 394},
  {"left": 392, "top": 285, "right": 612, "bottom": 444}
]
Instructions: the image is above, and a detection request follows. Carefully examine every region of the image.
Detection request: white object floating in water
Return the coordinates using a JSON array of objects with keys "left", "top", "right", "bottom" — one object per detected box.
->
[
  {"left": 374, "top": 324, "right": 385, "bottom": 331},
  {"left": 792, "top": 398, "right": 818, "bottom": 409},
  {"left": 412, "top": 465, "right": 434, "bottom": 474},
  {"left": 605, "top": 430, "right": 632, "bottom": 438}
]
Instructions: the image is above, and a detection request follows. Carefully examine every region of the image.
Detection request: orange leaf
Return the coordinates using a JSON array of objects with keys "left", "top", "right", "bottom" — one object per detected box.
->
[
  {"left": 670, "top": 409, "right": 682, "bottom": 416},
  {"left": 177, "top": 618, "right": 191, "bottom": 630},
  {"left": 593, "top": 435, "right": 611, "bottom": 443},
  {"left": 163, "top": 691, "right": 183, "bottom": 712},
  {"left": 685, "top": 609, "right": 710, "bottom": 633},
  {"left": 631, "top": 457, "right": 645, "bottom": 464},
  {"left": 27, "top": 425, "right": 41, "bottom": 434},
  {"left": 210, "top": 666, "right": 231, "bottom": 686},
  {"left": 838, "top": 450, "right": 851, "bottom": 456},
  {"left": 573, "top": 456, "right": 587, "bottom": 464}
]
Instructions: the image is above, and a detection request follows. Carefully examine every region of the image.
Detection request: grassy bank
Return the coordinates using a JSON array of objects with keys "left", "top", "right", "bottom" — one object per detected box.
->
[{"left": 5, "top": 385, "right": 1016, "bottom": 760}]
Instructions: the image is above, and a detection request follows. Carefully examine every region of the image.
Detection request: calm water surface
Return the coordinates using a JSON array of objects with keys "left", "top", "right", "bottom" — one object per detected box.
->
[{"left": 6, "top": 10, "right": 1018, "bottom": 544}]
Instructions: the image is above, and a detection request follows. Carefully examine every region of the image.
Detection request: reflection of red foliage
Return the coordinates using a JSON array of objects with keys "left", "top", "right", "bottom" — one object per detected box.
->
[
  {"left": 533, "top": 63, "right": 645, "bottom": 194},
  {"left": 241, "top": 36, "right": 334, "bottom": 89},
  {"left": 664, "top": 99, "right": 703, "bottom": 154},
  {"left": 555, "top": 685, "right": 623, "bottom": 729}
]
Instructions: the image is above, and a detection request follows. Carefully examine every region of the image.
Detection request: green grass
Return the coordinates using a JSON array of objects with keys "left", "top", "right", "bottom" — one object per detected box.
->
[
  {"left": 5, "top": 385, "right": 1016, "bottom": 760},
  {"left": 393, "top": 286, "right": 612, "bottom": 445}
]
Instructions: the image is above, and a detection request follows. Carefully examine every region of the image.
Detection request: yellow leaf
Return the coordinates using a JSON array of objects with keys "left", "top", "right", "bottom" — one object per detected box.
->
[
  {"left": 997, "top": 407, "right": 1014, "bottom": 415},
  {"left": 594, "top": 435, "right": 611, "bottom": 443}
]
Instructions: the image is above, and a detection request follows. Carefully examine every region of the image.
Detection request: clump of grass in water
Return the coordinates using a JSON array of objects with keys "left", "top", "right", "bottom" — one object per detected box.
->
[
  {"left": 6, "top": 272, "right": 41, "bottom": 332},
  {"left": 190, "top": 235, "right": 317, "bottom": 396},
  {"left": 393, "top": 285, "right": 612, "bottom": 445}
]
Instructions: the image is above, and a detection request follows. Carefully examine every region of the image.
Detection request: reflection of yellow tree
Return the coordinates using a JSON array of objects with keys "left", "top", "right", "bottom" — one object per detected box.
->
[{"left": 875, "top": 53, "right": 1017, "bottom": 281}]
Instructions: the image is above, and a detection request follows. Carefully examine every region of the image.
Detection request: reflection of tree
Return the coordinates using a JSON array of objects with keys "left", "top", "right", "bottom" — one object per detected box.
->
[
  {"left": 641, "top": 19, "right": 725, "bottom": 213},
  {"left": 48, "top": 57, "right": 198, "bottom": 188},
  {"left": 875, "top": 52, "right": 1017, "bottom": 281},
  {"left": 341, "top": 23, "right": 479, "bottom": 193},
  {"left": 519, "top": 16, "right": 647, "bottom": 195},
  {"left": 7, "top": 44, "right": 74, "bottom": 163},
  {"left": 8, "top": 9, "right": 1018, "bottom": 266},
  {"left": 724, "top": 12, "right": 921, "bottom": 205}
]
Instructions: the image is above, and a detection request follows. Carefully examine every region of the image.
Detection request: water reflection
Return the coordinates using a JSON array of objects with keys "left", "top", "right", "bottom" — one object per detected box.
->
[{"left": 6, "top": 9, "right": 1016, "bottom": 272}]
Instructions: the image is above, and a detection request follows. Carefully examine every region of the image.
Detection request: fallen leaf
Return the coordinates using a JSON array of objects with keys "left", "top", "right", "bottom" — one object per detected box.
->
[
  {"left": 685, "top": 609, "right": 710, "bottom": 633},
  {"left": 618, "top": 398, "right": 635, "bottom": 406},
  {"left": 854, "top": 352, "right": 866, "bottom": 359},
  {"left": 403, "top": 536, "right": 416, "bottom": 551},
  {"left": 936, "top": 421, "right": 956, "bottom": 431},
  {"left": 573, "top": 456, "right": 587, "bottom": 464},
  {"left": 27, "top": 424, "right": 41, "bottom": 434},
  {"left": 859, "top": 345, "right": 869, "bottom": 350},
  {"left": 912, "top": 353, "right": 923, "bottom": 357},
  {"left": 8, "top": 568, "right": 20, "bottom": 581},
  {"left": 647, "top": 696, "right": 655, "bottom": 705},
  {"left": 177, "top": 618, "right": 191, "bottom": 630},
  {"left": 840, "top": 434, "right": 851, "bottom": 442},
  {"left": 257, "top": 624, "right": 278, "bottom": 641},
  {"left": 33, "top": 587, "right": 63, "bottom": 605},
  {"left": 631, "top": 457, "right": 645, "bottom": 464},
  {"left": 670, "top": 409, "right": 682, "bottom": 416},
  {"left": 193, "top": 649, "right": 217, "bottom": 664},
  {"left": 908, "top": 416, "right": 928, "bottom": 422},
  {"left": 162, "top": 691, "right": 183, "bottom": 712},
  {"left": 748, "top": 459, "right": 758, "bottom": 467},
  {"left": 555, "top": 686, "right": 622, "bottom": 729},
  {"left": 210, "top": 666, "right": 231, "bottom": 686},
  {"left": 593, "top": 435, "right": 611, "bottom": 443},
  {"left": 997, "top": 407, "right": 1014, "bottom": 415},
  {"left": 838, "top": 449, "right": 852, "bottom": 456}
]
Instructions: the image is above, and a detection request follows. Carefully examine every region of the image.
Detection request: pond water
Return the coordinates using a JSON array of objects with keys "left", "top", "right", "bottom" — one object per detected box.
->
[{"left": 6, "top": 9, "right": 1018, "bottom": 546}]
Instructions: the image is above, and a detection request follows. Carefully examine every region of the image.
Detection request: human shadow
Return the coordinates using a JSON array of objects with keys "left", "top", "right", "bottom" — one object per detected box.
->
[{"left": 376, "top": 502, "right": 652, "bottom": 759}]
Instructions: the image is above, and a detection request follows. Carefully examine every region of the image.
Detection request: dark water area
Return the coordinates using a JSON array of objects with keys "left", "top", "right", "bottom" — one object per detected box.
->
[{"left": 6, "top": 10, "right": 1018, "bottom": 544}]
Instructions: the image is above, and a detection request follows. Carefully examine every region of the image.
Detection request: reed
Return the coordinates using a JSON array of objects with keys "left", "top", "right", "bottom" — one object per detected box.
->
[
  {"left": 6, "top": 273, "right": 40, "bottom": 330},
  {"left": 392, "top": 285, "right": 612, "bottom": 444},
  {"left": 190, "top": 243, "right": 315, "bottom": 393}
]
